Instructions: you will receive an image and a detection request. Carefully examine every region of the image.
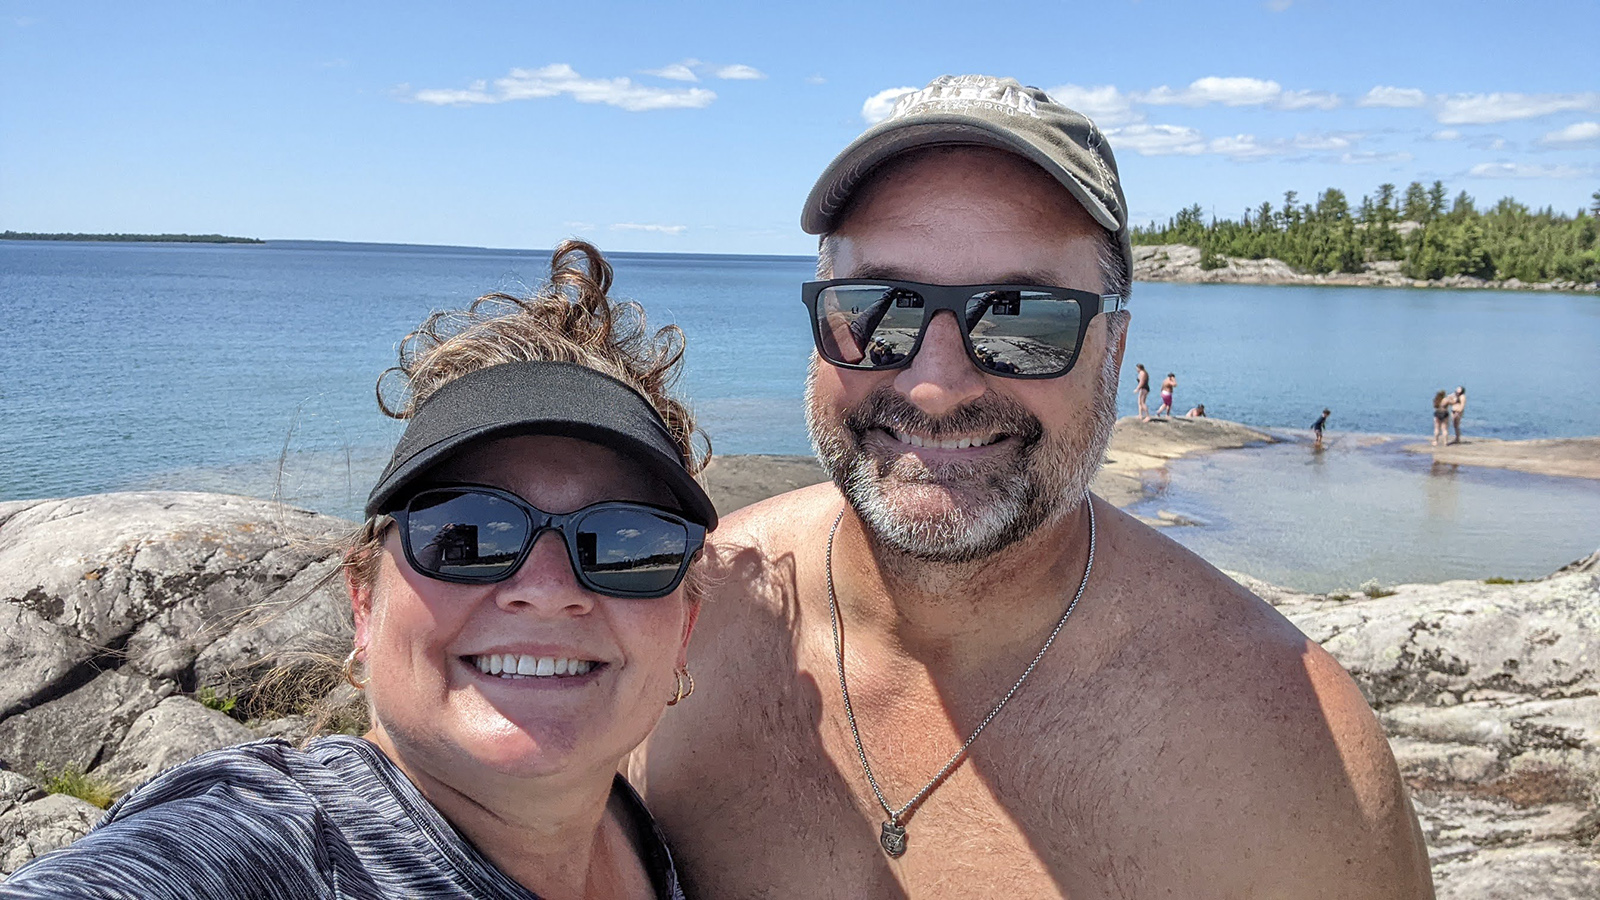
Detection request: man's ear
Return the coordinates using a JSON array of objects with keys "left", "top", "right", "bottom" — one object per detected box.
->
[{"left": 1112, "top": 311, "right": 1129, "bottom": 370}]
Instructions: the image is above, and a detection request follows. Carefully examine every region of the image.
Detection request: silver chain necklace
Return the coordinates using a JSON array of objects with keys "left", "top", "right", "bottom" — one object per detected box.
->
[{"left": 825, "top": 494, "right": 1096, "bottom": 858}]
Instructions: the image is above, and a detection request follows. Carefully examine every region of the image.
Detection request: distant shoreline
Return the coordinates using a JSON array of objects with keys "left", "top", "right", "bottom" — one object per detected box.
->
[
  {"left": 1134, "top": 243, "right": 1600, "bottom": 294},
  {"left": 1, "top": 231, "right": 263, "bottom": 244},
  {"left": 6, "top": 234, "right": 1597, "bottom": 293}
]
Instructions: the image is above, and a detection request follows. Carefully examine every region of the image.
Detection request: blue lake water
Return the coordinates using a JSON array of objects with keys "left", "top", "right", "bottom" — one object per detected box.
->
[{"left": 3, "top": 240, "right": 1597, "bottom": 589}]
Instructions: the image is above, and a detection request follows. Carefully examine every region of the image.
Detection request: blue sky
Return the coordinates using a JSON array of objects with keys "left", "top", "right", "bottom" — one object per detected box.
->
[{"left": 2, "top": 0, "right": 1596, "bottom": 255}]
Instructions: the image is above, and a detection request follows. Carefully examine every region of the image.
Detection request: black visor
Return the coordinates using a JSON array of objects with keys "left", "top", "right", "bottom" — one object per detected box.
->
[{"left": 365, "top": 361, "right": 716, "bottom": 530}]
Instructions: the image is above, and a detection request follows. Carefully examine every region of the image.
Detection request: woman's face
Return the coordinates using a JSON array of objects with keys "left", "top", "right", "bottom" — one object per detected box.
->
[{"left": 351, "top": 434, "right": 699, "bottom": 785}]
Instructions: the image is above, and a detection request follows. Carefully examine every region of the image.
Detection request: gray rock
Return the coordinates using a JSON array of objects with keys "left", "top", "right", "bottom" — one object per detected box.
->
[
  {"left": 0, "top": 792, "right": 102, "bottom": 875},
  {"left": 1277, "top": 560, "right": 1600, "bottom": 889},
  {"left": 0, "top": 492, "right": 349, "bottom": 720},
  {"left": 0, "top": 669, "right": 173, "bottom": 775},
  {"left": 1281, "top": 572, "right": 1600, "bottom": 708},
  {"left": 1432, "top": 842, "right": 1600, "bottom": 899},
  {"left": 96, "top": 697, "right": 255, "bottom": 791},
  {"left": 0, "top": 770, "right": 44, "bottom": 818}
]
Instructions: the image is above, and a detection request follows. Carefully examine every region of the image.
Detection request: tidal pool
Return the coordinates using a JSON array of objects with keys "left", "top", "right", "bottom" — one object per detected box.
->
[{"left": 1128, "top": 434, "right": 1600, "bottom": 593}]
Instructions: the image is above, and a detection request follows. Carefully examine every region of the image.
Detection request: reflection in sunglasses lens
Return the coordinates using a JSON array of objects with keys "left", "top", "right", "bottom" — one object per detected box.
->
[
  {"left": 814, "top": 284, "right": 1084, "bottom": 376},
  {"left": 408, "top": 491, "right": 529, "bottom": 580},
  {"left": 964, "top": 290, "right": 1083, "bottom": 376},
  {"left": 578, "top": 508, "right": 690, "bottom": 595}
]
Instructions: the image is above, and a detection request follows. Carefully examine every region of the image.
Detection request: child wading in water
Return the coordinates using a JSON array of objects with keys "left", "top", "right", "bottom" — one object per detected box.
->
[{"left": 1311, "top": 408, "right": 1331, "bottom": 447}]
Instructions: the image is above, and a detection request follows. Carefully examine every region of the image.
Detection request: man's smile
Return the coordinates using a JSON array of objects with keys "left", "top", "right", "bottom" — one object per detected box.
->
[{"left": 887, "top": 429, "right": 1003, "bottom": 451}]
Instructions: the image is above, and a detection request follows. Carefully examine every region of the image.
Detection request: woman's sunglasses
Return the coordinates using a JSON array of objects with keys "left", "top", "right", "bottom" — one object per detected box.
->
[
  {"left": 802, "top": 279, "right": 1126, "bottom": 379},
  {"left": 392, "top": 485, "right": 705, "bottom": 599}
]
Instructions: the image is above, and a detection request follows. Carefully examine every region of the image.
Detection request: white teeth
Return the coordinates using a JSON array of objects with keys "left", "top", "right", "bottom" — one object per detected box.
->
[
  {"left": 472, "top": 654, "right": 595, "bottom": 678},
  {"left": 893, "top": 430, "right": 997, "bottom": 450}
]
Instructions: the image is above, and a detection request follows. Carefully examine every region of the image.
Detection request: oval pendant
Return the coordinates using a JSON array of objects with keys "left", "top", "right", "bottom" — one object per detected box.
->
[{"left": 880, "top": 820, "right": 907, "bottom": 857}]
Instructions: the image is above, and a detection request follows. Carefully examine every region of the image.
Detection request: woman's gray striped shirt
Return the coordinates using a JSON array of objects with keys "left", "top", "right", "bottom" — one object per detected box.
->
[{"left": 0, "top": 735, "right": 686, "bottom": 899}]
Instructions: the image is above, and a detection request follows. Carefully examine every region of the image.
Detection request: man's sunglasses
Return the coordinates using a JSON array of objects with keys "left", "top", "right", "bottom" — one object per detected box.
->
[
  {"left": 392, "top": 486, "right": 705, "bottom": 599},
  {"left": 802, "top": 279, "right": 1126, "bottom": 379}
]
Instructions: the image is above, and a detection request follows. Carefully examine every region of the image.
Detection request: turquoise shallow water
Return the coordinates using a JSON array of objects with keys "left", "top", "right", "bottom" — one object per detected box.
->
[
  {"left": 1127, "top": 434, "right": 1600, "bottom": 592},
  {"left": 3, "top": 240, "right": 1597, "bottom": 588}
]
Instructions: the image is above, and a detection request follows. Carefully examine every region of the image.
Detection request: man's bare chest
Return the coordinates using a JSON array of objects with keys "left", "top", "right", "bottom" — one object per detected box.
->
[{"left": 660, "top": 654, "right": 1169, "bottom": 899}]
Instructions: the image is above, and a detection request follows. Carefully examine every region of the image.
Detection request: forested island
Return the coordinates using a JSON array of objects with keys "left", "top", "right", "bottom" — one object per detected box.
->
[
  {"left": 1, "top": 231, "right": 263, "bottom": 244},
  {"left": 1134, "top": 183, "right": 1600, "bottom": 287}
]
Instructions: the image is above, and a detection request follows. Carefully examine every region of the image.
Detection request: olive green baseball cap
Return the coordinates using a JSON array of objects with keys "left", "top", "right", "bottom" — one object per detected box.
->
[{"left": 801, "top": 74, "right": 1133, "bottom": 273}]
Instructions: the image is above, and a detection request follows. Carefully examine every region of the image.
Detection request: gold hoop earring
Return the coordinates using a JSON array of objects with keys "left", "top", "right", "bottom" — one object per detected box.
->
[
  {"left": 343, "top": 645, "right": 370, "bottom": 690},
  {"left": 667, "top": 667, "right": 695, "bottom": 706}
]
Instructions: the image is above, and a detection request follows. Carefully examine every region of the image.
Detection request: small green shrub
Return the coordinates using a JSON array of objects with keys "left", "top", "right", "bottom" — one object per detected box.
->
[
  {"left": 196, "top": 686, "right": 237, "bottom": 715},
  {"left": 1328, "top": 591, "right": 1352, "bottom": 601},
  {"left": 1360, "top": 579, "right": 1398, "bottom": 599},
  {"left": 1483, "top": 576, "right": 1532, "bottom": 585},
  {"left": 37, "top": 763, "right": 115, "bottom": 809}
]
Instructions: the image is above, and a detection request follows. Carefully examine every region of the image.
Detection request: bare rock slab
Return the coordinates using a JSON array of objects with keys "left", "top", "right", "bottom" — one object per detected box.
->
[
  {"left": 0, "top": 670, "right": 172, "bottom": 775},
  {"left": 0, "top": 492, "right": 349, "bottom": 720},
  {"left": 0, "top": 792, "right": 102, "bottom": 875},
  {"left": 97, "top": 697, "right": 255, "bottom": 792}
]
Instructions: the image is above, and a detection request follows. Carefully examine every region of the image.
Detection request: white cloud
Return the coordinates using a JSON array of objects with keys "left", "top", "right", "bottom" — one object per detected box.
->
[
  {"left": 413, "top": 64, "right": 716, "bottom": 111},
  {"left": 861, "top": 86, "right": 918, "bottom": 124},
  {"left": 611, "top": 223, "right": 688, "bottom": 235},
  {"left": 1137, "top": 77, "right": 1284, "bottom": 107},
  {"left": 1437, "top": 92, "right": 1600, "bottom": 125},
  {"left": 714, "top": 64, "right": 766, "bottom": 80},
  {"left": 413, "top": 83, "right": 496, "bottom": 106},
  {"left": 1339, "top": 150, "right": 1414, "bottom": 165},
  {"left": 1468, "top": 162, "right": 1595, "bottom": 179},
  {"left": 643, "top": 62, "right": 699, "bottom": 82},
  {"left": 1207, "top": 134, "right": 1280, "bottom": 160},
  {"left": 1131, "top": 77, "right": 1336, "bottom": 110},
  {"left": 804, "top": 74, "right": 826, "bottom": 85},
  {"left": 1278, "top": 89, "right": 1341, "bottom": 110},
  {"left": 1539, "top": 121, "right": 1600, "bottom": 145},
  {"left": 1046, "top": 83, "right": 1143, "bottom": 127},
  {"left": 1291, "top": 132, "right": 1357, "bottom": 151},
  {"left": 1358, "top": 86, "right": 1429, "bottom": 109},
  {"left": 1429, "top": 129, "right": 1462, "bottom": 141},
  {"left": 1108, "top": 124, "right": 1206, "bottom": 156}
]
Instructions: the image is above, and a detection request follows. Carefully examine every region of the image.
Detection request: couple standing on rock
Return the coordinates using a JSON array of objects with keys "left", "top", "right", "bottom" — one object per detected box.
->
[
  {"left": 1433, "top": 387, "right": 1467, "bottom": 446},
  {"left": 2, "top": 75, "right": 1434, "bottom": 899}
]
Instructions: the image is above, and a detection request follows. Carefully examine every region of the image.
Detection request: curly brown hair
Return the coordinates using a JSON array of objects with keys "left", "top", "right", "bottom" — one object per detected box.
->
[
  {"left": 343, "top": 239, "right": 710, "bottom": 589},
  {"left": 250, "top": 241, "right": 710, "bottom": 736}
]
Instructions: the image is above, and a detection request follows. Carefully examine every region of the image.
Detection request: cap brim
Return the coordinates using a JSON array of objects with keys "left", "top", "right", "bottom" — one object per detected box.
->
[
  {"left": 364, "top": 361, "right": 716, "bottom": 530},
  {"left": 366, "top": 420, "right": 717, "bottom": 531},
  {"left": 802, "top": 117, "right": 1121, "bottom": 236}
]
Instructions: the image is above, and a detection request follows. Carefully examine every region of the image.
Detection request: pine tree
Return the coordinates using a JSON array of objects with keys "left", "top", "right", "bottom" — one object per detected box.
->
[{"left": 1402, "top": 182, "right": 1430, "bottom": 223}]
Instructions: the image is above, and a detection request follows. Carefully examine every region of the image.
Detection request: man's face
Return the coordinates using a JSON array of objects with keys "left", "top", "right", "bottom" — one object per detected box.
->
[{"left": 806, "top": 147, "right": 1125, "bottom": 562}]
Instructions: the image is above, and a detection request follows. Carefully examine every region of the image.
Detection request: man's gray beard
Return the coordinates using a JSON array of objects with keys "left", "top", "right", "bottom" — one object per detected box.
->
[{"left": 806, "top": 351, "right": 1120, "bottom": 564}]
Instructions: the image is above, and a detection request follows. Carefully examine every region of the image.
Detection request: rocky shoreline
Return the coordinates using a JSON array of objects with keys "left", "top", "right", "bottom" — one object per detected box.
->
[
  {"left": 1135, "top": 243, "right": 1600, "bottom": 293},
  {"left": 3, "top": 480, "right": 1597, "bottom": 893}
]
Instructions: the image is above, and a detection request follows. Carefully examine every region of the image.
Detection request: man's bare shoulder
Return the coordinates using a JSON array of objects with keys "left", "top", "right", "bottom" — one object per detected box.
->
[
  {"left": 697, "top": 481, "right": 839, "bottom": 615},
  {"left": 1082, "top": 499, "right": 1433, "bottom": 896}
]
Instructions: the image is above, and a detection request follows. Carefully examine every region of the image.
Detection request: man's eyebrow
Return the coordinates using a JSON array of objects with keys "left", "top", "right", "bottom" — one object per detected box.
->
[{"left": 841, "top": 264, "right": 1070, "bottom": 286}]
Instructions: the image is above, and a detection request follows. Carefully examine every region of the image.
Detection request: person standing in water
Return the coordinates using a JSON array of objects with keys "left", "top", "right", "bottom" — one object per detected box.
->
[
  {"left": 1311, "top": 408, "right": 1331, "bottom": 447},
  {"left": 1450, "top": 387, "right": 1467, "bottom": 444},
  {"left": 1432, "top": 390, "right": 1450, "bottom": 446},
  {"left": 1135, "top": 363, "right": 1151, "bottom": 420},
  {"left": 1156, "top": 372, "right": 1176, "bottom": 417}
]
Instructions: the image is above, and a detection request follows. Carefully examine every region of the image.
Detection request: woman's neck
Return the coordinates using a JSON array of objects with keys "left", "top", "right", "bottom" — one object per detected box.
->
[{"left": 365, "top": 728, "right": 648, "bottom": 900}]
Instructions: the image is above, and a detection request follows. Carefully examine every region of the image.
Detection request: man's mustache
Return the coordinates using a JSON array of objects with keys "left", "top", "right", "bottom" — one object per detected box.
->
[{"left": 842, "top": 387, "right": 1044, "bottom": 449}]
